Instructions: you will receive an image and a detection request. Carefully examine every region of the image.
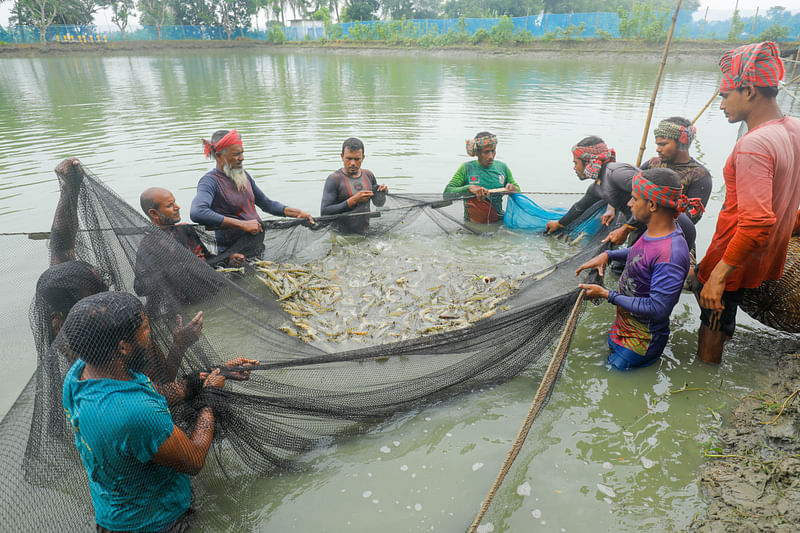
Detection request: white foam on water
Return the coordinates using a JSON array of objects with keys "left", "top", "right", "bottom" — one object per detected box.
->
[
  {"left": 647, "top": 437, "right": 658, "bottom": 446},
  {"left": 425, "top": 417, "right": 431, "bottom": 421},
  {"left": 476, "top": 523, "right": 495, "bottom": 533},
  {"left": 400, "top": 464, "right": 408, "bottom": 471},
  {"left": 531, "top": 509, "right": 542, "bottom": 519},
  {"left": 414, "top": 503, "right": 423, "bottom": 511},
  {"left": 596, "top": 483, "right": 616, "bottom": 498},
  {"left": 472, "top": 462, "right": 484, "bottom": 471},
  {"left": 641, "top": 457, "right": 656, "bottom": 469},
  {"left": 380, "top": 446, "right": 392, "bottom": 454},
  {"left": 602, "top": 462, "right": 613, "bottom": 470},
  {"left": 412, "top": 473, "right": 417, "bottom": 478},
  {"left": 446, "top": 433, "right": 453, "bottom": 437},
  {"left": 362, "top": 490, "right": 372, "bottom": 498},
  {"left": 393, "top": 441, "right": 400, "bottom": 446},
  {"left": 517, "top": 481, "right": 531, "bottom": 496},
  {"left": 372, "top": 499, "right": 379, "bottom": 504}
]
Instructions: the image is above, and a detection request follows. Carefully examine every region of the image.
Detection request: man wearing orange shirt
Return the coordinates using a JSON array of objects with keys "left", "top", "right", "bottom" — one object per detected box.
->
[{"left": 696, "top": 41, "right": 800, "bottom": 364}]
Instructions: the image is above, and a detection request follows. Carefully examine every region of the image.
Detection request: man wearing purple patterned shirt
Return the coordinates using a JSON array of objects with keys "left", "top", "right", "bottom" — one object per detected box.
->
[{"left": 576, "top": 168, "right": 691, "bottom": 370}]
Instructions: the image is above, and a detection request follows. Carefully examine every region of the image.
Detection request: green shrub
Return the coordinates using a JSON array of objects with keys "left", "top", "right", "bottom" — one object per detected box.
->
[
  {"left": 418, "top": 25, "right": 439, "bottom": 48},
  {"left": 594, "top": 29, "right": 612, "bottom": 40},
  {"left": 267, "top": 25, "right": 286, "bottom": 44},
  {"left": 471, "top": 27, "right": 489, "bottom": 45},
  {"left": 756, "top": 24, "right": 789, "bottom": 43},
  {"left": 556, "top": 22, "right": 585, "bottom": 40},
  {"left": 488, "top": 15, "right": 514, "bottom": 46},
  {"left": 513, "top": 29, "right": 534, "bottom": 44},
  {"left": 727, "top": 9, "right": 745, "bottom": 41},
  {"left": 540, "top": 31, "right": 556, "bottom": 42}
]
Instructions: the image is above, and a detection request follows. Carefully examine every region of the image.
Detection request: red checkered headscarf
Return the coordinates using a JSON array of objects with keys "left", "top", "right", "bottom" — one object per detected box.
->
[
  {"left": 632, "top": 172, "right": 704, "bottom": 219},
  {"left": 572, "top": 142, "right": 616, "bottom": 182},
  {"left": 719, "top": 41, "right": 784, "bottom": 92},
  {"left": 202, "top": 129, "right": 242, "bottom": 158},
  {"left": 466, "top": 133, "right": 497, "bottom": 157}
]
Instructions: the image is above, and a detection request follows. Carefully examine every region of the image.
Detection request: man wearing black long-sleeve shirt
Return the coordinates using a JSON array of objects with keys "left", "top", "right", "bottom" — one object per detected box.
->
[
  {"left": 320, "top": 137, "right": 388, "bottom": 234},
  {"left": 546, "top": 136, "right": 696, "bottom": 250}
]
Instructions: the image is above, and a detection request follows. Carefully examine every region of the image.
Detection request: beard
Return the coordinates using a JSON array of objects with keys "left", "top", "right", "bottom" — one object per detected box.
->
[
  {"left": 126, "top": 342, "right": 150, "bottom": 374},
  {"left": 223, "top": 163, "right": 248, "bottom": 191}
]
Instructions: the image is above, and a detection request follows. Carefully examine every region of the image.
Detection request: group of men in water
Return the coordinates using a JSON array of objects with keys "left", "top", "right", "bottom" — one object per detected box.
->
[
  {"left": 567, "top": 41, "right": 800, "bottom": 370},
  {"left": 27, "top": 39, "right": 800, "bottom": 532}
]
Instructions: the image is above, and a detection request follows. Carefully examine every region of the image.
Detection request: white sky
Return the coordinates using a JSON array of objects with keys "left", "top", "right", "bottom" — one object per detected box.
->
[{"left": 1, "top": 1, "right": 800, "bottom": 32}]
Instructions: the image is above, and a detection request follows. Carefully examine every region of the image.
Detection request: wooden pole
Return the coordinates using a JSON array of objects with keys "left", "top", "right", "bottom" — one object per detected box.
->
[
  {"left": 595, "top": 9, "right": 599, "bottom": 33},
  {"left": 543, "top": 12, "right": 548, "bottom": 33},
  {"left": 692, "top": 90, "right": 719, "bottom": 124},
  {"left": 636, "top": 0, "right": 683, "bottom": 166},
  {"left": 700, "top": 6, "right": 707, "bottom": 40},
  {"left": 749, "top": 7, "right": 759, "bottom": 40}
]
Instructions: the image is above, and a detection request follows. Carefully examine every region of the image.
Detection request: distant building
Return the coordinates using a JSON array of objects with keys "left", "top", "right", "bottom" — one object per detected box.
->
[{"left": 289, "top": 19, "right": 324, "bottom": 40}]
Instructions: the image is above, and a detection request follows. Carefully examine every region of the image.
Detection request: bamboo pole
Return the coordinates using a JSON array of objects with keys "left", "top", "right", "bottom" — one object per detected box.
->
[
  {"left": 700, "top": 6, "right": 707, "bottom": 40},
  {"left": 749, "top": 7, "right": 759, "bottom": 40},
  {"left": 467, "top": 290, "right": 586, "bottom": 533},
  {"left": 692, "top": 90, "right": 719, "bottom": 124},
  {"left": 636, "top": 0, "right": 683, "bottom": 166}
]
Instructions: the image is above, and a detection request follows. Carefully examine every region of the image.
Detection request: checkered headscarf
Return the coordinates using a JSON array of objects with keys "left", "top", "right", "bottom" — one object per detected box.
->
[
  {"left": 719, "top": 41, "right": 784, "bottom": 92},
  {"left": 653, "top": 119, "right": 696, "bottom": 149},
  {"left": 632, "top": 172, "right": 704, "bottom": 219},
  {"left": 466, "top": 133, "right": 497, "bottom": 157},
  {"left": 572, "top": 142, "right": 616, "bottom": 182}
]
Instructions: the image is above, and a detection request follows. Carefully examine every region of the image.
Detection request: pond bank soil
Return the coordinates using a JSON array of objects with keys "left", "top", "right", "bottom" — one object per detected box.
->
[
  {"left": 686, "top": 353, "right": 800, "bottom": 533},
  {"left": 0, "top": 39, "right": 730, "bottom": 61}
]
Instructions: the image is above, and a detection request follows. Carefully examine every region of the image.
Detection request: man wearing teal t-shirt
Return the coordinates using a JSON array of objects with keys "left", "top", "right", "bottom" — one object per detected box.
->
[
  {"left": 443, "top": 131, "right": 519, "bottom": 223},
  {"left": 61, "top": 292, "right": 243, "bottom": 533}
]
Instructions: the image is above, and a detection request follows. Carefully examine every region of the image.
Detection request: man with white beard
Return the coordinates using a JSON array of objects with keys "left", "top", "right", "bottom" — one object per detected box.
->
[{"left": 190, "top": 129, "right": 314, "bottom": 254}]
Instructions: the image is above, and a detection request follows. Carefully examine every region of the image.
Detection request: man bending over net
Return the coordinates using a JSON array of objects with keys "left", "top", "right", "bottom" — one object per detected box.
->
[
  {"left": 140, "top": 187, "right": 246, "bottom": 268},
  {"left": 61, "top": 291, "right": 233, "bottom": 533},
  {"left": 575, "top": 168, "right": 690, "bottom": 370}
]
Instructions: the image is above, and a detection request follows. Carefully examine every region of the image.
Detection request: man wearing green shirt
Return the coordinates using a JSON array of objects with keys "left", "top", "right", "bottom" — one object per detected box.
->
[{"left": 443, "top": 131, "right": 519, "bottom": 223}]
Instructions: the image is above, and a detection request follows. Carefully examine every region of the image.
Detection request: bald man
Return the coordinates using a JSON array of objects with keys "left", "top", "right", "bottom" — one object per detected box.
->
[{"left": 140, "top": 187, "right": 245, "bottom": 268}]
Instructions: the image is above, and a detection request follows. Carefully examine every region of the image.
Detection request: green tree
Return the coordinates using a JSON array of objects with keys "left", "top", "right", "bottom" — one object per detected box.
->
[
  {"left": 381, "top": 0, "right": 440, "bottom": 19},
  {"left": 442, "top": 0, "right": 542, "bottom": 18},
  {"left": 216, "top": 0, "right": 257, "bottom": 39},
  {"left": 106, "top": 0, "right": 134, "bottom": 39},
  {"left": 11, "top": 0, "right": 58, "bottom": 43},
  {"left": 342, "top": 0, "right": 377, "bottom": 21},
  {"left": 138, "top": 0, "right": 172, "bottom": 39},
  {"left": 727, "top": 8, "right": 744, "bottom": 41}
]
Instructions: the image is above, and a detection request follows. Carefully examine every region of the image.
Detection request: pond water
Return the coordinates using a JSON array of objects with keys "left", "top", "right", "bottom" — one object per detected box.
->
[{"left": 1, "top": 48, "right": 797, "bottom": 532}]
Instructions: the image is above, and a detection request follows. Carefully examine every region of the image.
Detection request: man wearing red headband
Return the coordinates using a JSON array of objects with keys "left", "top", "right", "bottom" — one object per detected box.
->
[
  {"left": 695, "top": 42, "right": 800, "bottom": 364},
  {"left": 576, "top": 168, "right": 690, "bottom": 370},
  {"left": 190, "top": 129, "right": 314, "bottom": 254}
]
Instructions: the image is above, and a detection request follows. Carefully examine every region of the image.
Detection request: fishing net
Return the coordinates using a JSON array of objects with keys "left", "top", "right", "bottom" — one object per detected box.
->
[{"left": 0, "top": 162, "right": 608, "bottom": 531}]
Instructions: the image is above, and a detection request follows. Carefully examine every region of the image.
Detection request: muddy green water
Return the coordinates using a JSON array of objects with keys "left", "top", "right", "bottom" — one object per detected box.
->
[{"left": 1, "top": 48, "right": 797, "bottom": 532}]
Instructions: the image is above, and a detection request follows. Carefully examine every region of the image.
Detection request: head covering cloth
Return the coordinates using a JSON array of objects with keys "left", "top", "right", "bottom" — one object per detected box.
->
[
  {"left": 654, "top": 119, "right": 696, "bottom": 148},
  {"left": 203, "top": 129, "right": 242, "bottom": 159},
  {"left": 571, "top": 142, "right": 616, "bottom": 182},
  {"left": 466, "top": 133, "right": 497, "bottom": 157},
  {"left": 632, "top": 172, "right": 704, "bottom": 219},
  {"left": 718, "top": 41, "right": 785, "bottom": 93}
]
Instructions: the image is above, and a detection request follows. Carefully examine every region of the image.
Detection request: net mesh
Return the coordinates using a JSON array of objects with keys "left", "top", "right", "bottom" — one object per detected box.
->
[{"left": 0, "top": 162, "right": 607, "bottom": 531}]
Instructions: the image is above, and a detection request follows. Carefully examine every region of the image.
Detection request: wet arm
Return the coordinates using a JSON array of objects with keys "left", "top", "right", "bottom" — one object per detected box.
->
[
  {"left": 558, "top": 187, "right": 602, "bottom": 227},
  {"left": 50, "top": 159, "right": 84, "bottom": 265},
  {"left": 443, "top": 164, "right": 469, "bottom": 199},
  {"left": 150, "top": 411, "right": 214, "bottom": 475},
  {"left": 321, "top": 176, "right": 350, "bottom": 215}
]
